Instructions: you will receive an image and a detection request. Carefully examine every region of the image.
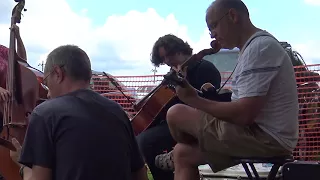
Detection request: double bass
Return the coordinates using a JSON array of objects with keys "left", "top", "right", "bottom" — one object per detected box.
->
[
  {"left": 0, "top": 1, "right": 48, "bottom": 179},
  {"left": 130, "top": 40, "right": 223, "bottom": 136}
]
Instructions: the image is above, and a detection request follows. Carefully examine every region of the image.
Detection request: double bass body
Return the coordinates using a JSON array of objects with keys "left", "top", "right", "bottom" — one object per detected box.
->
[
  {"left": 0, "top": 1, "right": 48, "bottom": 179},
  {"left": 0, "top": 57, "right": 47, "bottom": 180}
]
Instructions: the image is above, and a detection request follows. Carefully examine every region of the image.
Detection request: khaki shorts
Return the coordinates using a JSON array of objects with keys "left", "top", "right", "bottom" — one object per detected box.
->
[{"left": 197, "top": 112, "right": 291, "bottom": 173}]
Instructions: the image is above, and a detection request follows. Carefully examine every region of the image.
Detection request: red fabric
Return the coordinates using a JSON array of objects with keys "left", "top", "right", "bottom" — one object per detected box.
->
[{"left": 0, "top": 45, "right": 8, "bottom": 88}]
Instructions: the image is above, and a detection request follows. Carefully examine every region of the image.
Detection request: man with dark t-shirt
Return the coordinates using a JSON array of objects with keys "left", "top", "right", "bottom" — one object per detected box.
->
[
  {"left": 11, "top": 45, "right": 148, "bottom": 180},
  {"left": 136, "top": 34, "right": 221, "bottom": 180}
]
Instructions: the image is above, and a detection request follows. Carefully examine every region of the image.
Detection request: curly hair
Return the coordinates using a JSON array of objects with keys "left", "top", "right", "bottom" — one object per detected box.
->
[{"left": 150, "top": 34, "right": 193, "bottom": 67}]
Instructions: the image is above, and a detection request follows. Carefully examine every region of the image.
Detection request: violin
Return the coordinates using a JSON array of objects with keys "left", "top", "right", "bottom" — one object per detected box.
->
[{"left": 130, "top": 40, "right": 229, "bottom": 135}]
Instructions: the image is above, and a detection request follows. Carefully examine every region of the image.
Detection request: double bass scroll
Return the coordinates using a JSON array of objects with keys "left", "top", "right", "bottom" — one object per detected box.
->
[{"left": 130, "top": 40, "right": 222, "bottom": 136}]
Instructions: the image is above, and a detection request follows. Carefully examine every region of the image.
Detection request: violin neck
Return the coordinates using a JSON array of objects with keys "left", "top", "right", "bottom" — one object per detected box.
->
[{"left": 180, "top": 55, "right": 195, "bottom": 69}]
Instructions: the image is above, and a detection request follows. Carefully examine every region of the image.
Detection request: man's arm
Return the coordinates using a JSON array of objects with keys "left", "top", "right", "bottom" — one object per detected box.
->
[
  {"left": 129, "top": 126, "right": 148, "bottom": 180},
  {"left": 20, "top": 166, "right": 51, "bottom": 180},
  {"left": 14, "top": 25, "right": 27, "bottom": 61},
  {"left": 187, "top": 39, "right": 285, "bottom": 125},
  {"left": 22, "top": 166, "right": 32, "bottom": 180},
  {"left": 188, "top": 95, "right": 266, "bottom": 125},
  {"left": 19, "top": 112, "right": 54, "bottom": 180},
  {"left": 121, "top": 111, "right": 148, "bottom": 180},
  {"left": 131, "top": 166, "right": 148, "bottom": 180}
]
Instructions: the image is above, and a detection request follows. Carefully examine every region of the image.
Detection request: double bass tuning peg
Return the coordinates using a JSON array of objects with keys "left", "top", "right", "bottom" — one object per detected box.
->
[{"left": 24, "top": 8, "right": 27, "bottom": 12}]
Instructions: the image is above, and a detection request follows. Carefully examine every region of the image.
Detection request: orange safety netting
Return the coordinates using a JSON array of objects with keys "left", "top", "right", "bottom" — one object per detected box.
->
[{"left": 91, "top": 64, "right": 320, "bottom": 161}]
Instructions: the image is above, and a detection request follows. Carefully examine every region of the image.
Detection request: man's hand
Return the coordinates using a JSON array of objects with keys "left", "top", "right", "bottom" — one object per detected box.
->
[
  {"left": 0, "top": 87, "right": 11, "bottom": 102},
  {"left": 10, "top": 138, "right": 22, "bottom": 166},
  {"left": 172, "top": 65, "right": 199, "bottom": 104}
]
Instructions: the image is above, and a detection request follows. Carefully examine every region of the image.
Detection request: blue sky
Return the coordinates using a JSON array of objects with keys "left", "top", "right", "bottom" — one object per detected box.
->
[
  {"left": 0, "top": 0, "right": 319, "bottom": 75},
  {"left": 66, "top": 0, "right": 319, "bottom": 46},
  {"left": 68, "top": 0, "right": 320, "bottom": 72}
]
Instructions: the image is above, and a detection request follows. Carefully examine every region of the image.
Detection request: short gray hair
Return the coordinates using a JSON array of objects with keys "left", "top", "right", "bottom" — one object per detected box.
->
[{"left": 44, "top": 45, "right": 92, "bottom": 82}]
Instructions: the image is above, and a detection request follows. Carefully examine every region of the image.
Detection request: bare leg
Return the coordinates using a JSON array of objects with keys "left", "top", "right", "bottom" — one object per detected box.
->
[
  {"left": 166, "top": 104, "right": 204, "bottom": 143},
  {"left": 173, "top": 143, "right": 206, "bottom": 180},
  {"left": 166, "top": 104, "right": 207, "bottom": 180}
]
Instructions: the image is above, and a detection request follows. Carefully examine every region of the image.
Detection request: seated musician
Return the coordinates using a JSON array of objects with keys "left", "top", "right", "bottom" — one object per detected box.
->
[
  {"left": 9, "top": 45, "right": 148, "bottom": 180},
  {"left": 136, "top": 34, "right": 222, "bottom": 180},
  {"left": 159, "top": 0, "right": 299, "bottom": 179}
]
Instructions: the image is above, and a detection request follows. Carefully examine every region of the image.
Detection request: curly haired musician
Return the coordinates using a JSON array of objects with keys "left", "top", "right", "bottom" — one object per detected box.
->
[
  {"left": 161, "top": 0, "right": 299, "bottom": 180},
  {"left": 136, "top": 34, "right": 222, "bottom": 180}
]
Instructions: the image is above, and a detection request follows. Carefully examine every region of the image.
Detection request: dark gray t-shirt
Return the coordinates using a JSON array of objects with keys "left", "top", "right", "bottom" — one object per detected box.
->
[{"left": 19, "top": 89, "right": 144, "bottom": 180}]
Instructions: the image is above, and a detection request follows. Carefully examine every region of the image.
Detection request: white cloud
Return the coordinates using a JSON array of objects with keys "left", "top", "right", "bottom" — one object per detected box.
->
[
  {"left": 304, "top": 0, "right": 320, "bottom": 6},
  {"left": 1, "top": 0, "right": 318, "bottom": 77},
  {"left": 0, "top": 0, "right": 212, "bottom": 77}
]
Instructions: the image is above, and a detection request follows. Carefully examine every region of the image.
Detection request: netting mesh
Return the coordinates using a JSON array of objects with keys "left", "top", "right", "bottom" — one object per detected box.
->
[{"left": 91, "top": 65, "right": 320, "bottom": 161}]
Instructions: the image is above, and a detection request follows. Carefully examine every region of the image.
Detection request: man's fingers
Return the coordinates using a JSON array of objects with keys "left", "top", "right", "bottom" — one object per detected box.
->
[
  {"left": 0, "top": 93, "right": 5, "bottom": 102},
  {"left": 4, "top": 92, "right": 10, "bottom": 101},
  {"left": 0, "top": 92, "right": 10, "bottom": 102},
  {"left": 11, "top": 138, "right": 21, "bottom": 149}
]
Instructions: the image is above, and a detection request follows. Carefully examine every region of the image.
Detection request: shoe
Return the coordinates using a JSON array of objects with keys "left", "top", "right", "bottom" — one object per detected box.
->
[{"left": 154, "top": 150, "right": 174, "bottom": 171}]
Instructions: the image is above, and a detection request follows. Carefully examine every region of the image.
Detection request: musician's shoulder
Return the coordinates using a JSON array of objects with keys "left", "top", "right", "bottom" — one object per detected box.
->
[
  {"left": 32, "top": 96, "right": 65, "bottom": 115},
  {"left": 198, "top": 58, "right": 220, "bottom": 71},
  {"left": 249, "top": 33, "right": 280, "bottom": 50},
  {"left": 242, "top": 34, "right": 283, "bottom": 63},
  {"left": 200, "top": 59, "right": 217, "bottom": 67}
]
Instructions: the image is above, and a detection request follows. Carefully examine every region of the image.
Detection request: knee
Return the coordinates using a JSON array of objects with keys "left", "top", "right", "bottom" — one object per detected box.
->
[
  {"left": 173, "top": 143, "right": 203, "bottom": 167},
  {"left": 166, "top": 104, "right": 187, "bottom": 126},
  {"left": 173, "top": 143, "right": 192, "bottom": 164}
]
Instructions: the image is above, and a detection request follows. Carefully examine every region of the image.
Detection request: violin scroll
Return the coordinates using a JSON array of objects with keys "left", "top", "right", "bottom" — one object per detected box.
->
[{"left": 210, "top": 39, "right": 222, "bottom": 51}]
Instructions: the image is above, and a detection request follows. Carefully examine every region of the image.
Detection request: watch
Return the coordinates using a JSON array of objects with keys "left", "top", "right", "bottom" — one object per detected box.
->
[{"left": 19, "top": 165, "right": 25, "bottom": 178}]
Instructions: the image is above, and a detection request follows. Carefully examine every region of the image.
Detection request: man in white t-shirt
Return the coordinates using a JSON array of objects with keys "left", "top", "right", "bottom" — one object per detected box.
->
[{"left": 161, "top": 0, "right": 299, "bottom": 179}]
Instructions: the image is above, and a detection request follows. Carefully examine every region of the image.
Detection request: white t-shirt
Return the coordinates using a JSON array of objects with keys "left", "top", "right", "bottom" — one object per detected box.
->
[{"left": 231, "top": 31, "right": 299, "bottom": 151}]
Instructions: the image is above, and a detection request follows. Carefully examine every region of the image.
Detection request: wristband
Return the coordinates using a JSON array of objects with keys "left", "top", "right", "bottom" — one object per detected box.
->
[{"left": 19, "top": 165, "right": 25, "bottom": 178}]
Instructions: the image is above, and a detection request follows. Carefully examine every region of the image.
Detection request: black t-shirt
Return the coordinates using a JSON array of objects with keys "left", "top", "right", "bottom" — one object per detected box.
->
[
  {"left": 19, "top": 89, "right": 144, "bottom": 180},
  {"left": 156, "top": 59, "right": 221, "bottom": 121}
]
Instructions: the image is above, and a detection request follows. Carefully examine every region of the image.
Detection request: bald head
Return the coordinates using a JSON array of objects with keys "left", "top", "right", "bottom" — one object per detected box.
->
[
  {"left": 205, "top": 0, "right": 255, "bottom": 50},
  {"left": 207, "top": 0, "right": 249, "bottom": 17}
]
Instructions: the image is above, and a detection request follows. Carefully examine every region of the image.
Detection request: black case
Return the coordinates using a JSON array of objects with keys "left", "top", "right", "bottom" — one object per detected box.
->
[{"left": 282, "top": 161, "right": 320, "bottom": 180}]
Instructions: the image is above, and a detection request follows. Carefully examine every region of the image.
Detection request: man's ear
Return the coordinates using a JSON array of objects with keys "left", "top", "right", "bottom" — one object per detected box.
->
[
  {"left": 54, "top": 66, "right": 65, "bottom": 84},
  {"left": 228, "top": 8, "right": 239, "bottom": 23}
]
